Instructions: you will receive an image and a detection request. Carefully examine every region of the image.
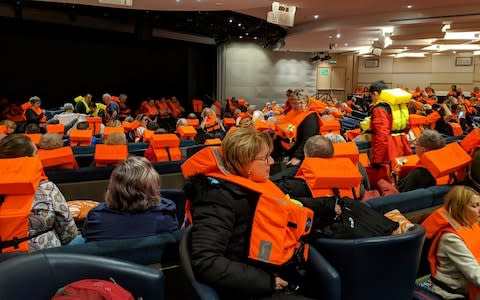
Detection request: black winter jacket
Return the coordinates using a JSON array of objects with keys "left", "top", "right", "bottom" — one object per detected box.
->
[{"left": 184, "top": 174, "right": 275, "bottom": 299}]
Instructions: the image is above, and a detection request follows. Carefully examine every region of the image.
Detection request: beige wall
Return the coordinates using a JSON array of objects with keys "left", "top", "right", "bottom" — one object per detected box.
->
[
  {"left": 358, "top": 53, "right": 479, "bottom": 93},
  {"left": 223, "top": 42, "right": 317, "bottom": 106}
]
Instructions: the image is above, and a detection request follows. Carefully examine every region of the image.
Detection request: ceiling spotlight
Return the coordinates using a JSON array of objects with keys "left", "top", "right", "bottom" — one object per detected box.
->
[
  {"left": 404, "top": 46, "right": 408, "bottom": 50},
  {"left": 441, "top": 24, "right": 451, "bottom": 32},
  {"left": 329, "top": 34, "right": 333, "bottom": 39},
  {"left": 452, "top": 50, "right": 457, "bottom": 54},
  {"left": 245, "top": 32, "right": 249, "bottom": 36},
  {"left": 407, "top": 4, "right": 413, "bottom": 8},
  {"left": 336, "top": 33, "right": 341, "bottom": 39},
  {"left": 238, "top": 23, "right": 242, "bottom": 27},
  {"left": 344, "top": 42, "right": 348, "bottom": 46},
  {"left": 176, "top": 0, "right": 181, "bottom": 2},
  {"left": 228, "top": 19, "right": 233, "bottom": 23},
  {"left": 253, "top": 36, "right": 258, "bottom": 40},
  {"left": 239, "top": 36, "right": 243, "bottom": 39},
  {"left": 313, "top": 15, "right": 319, "bottom": 20}
]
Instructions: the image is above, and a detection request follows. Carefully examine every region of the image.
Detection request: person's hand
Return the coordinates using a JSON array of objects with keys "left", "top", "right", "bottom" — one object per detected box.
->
[
  {"left": 274, "top": 276, "right": 288, "bottom": 290},
  {"left": 42, "top": 109, "right": 46, "bottom": 114},
  {"left": 287, "top": 157, "right": 301, "bottom": 166},
  {"left": 335, "top": 204, "right": 342, "bottom": 215}
]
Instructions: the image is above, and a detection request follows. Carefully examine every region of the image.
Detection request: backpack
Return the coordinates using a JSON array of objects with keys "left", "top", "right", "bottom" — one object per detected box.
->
[
  {"left": 51, "top": 279, "right": 136, "bottom": 300},
  {"left": 322, "top": 197, "right": 399, "bottom": 238}
]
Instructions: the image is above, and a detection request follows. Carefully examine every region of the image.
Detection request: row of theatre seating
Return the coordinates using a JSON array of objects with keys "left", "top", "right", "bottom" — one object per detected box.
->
[{"left": 0, "top": 180, "right": 452, "bottom": 300}]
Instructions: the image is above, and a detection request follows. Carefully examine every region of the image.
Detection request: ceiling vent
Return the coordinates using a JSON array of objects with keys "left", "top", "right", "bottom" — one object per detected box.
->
[
  {"left": 267, "top": 2, "right": 296, "bottom": 27},
  {"left": 98, "top": 0, "right": 132, "bottom": 7}
]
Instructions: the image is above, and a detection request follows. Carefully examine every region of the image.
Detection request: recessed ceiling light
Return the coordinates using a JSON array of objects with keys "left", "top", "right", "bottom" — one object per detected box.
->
[
  {"left": 253, "top": 36, "right": 258, "bottom": 40},
  {"left": 176, "top": 0, "right": 181, "bottom": 2},
  {"left": 407, "top": 4, "right": 413, "bottom": 8},
  {"left": 238, "top": 23, "right": 242, "bottom": 27},
  {"left": 313, "top": 15, "right": 319, "bottom": 20},
  {"left": 239, "top": 36, "right": 243, "bottom": 39},
  {"left": 404, "top": 46, "right": 408, "bottom": 50},
  {"left": 452, "top": 50, "right": 456, "bottom": 54},
  {"left": 336, "top": 33, "right": 341, "bottom": 38},
  {"left": 344, "top": 42, "right": 348, "bottom": 46},
  {"left": 245, "top": 32, "right": 249, "bottom": 36},
  {"left": 228, "top": 19, "right": 233, "bottom": 23}
]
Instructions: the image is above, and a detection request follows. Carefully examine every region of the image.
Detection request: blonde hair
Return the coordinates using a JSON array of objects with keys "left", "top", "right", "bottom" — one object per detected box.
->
[
  {"left": 39, "top": 133, "right": 64, "bottom": 150},
  {"left": 444, "top": 185, "right": 480, "bottom": 227},
  {"left": 105, "top": 132, "right": 127, "bottom": 145},
  {"left": 106, "top": 156, "right": 161, "bottom": 213},
  {"left": 221, "top": 127, "right": 272, "bottom": 177},
  {"left": 106, "top": 119, "right": 122, "bottom": 127},
  {"left": 0, "top": 120, "right": 16, "bottom": 132},
  {"left": 291, "top": 89, "right": 309, "bottom": 104}
]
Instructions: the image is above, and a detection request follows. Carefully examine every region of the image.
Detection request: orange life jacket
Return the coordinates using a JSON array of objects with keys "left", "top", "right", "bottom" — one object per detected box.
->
[
  {"left": 24, "top": 133, "right": 42, "bottom": 146},
  {"left": 222, "top": 118, "right": 236, "bottom": 127},
  {"left": 0, "top": 157, "right": 45, "bottom": 253},
  {"left": 94, "top": 144, "right": 128, "bottom": 167},
  {"left": 212, "top": 100, "right": 222, "bottom": 116},
  {"left": 86, "top": 117, "right": 102, "bottom": 135},
  {"left": 359, "top": 152, "right": 370, "bottom": 167},
  {"left": 461, "top": 128, "right": 480, "bottom": 156},
  {"left": 142, "top": 129, "right": 155, "bottom": 143},
  {"left": 423, "top": 207, "right": 480, "bottom": 300},
  {"left": 181, "top": 146, "right": 313, "bottom": 265},
  {"left": 227, "top": 98, "right": 237, "bottom": 112},
  {"left": 122, "top": 120, "right": 140, "bottom": 133},
  {"left": 151, "top": 134, "right": 181, "bottom": 162},
  {"left": 418, "top": 142, "right": 472, "bottom": 185},
  {"left": 204, "top": 114, "right": 221, "bottom": 132},
  {"left": 169, "top": 101, "right": 183, "bottom": 117},
  {"left": 177, "top": 125, "right": 197, "bottom": 139},
  {"left": 320, "top": 117, "right": 341, "bottom": 135},
  {"left": 22, "top": 102, "right": 46, "bottom": 124},
  {"left": 192, "top": 99, "right": 203, "bottom": 113},
  {"left": 187, "top": 119, "right": 200, "bottom": 129},
  {"left": 295, "top": 157, "right": 363, "bottom": 199},
  {"left": 408, "top": 114, "right": 427, "bottom": 139},
  {"left": 426, "top": 111, "right": 441, "bottom": 129},
  {"left": 69, "top": 129, "right": 93, "bottom": 147},
  {"left": 344, "top": 128, "right": 362, "bottom": 141},
  {"left": 254, "top": 120, "right": 272, "bottom": 132},
  {"left": 330, "top": 111, "right": 344, "bottom": 119},
  {"left": 204, "top": 138, "right": 222, "bottom": 145},
  {"left": 37, "top": 147, "right": 78, "bottom": 169},
  {"left": 275, "top": 111, "right": 321, "bottom": 150},
  {"left": 155, "top": 101, "right": 170, "bottom": 118},
  {"left": 103, "top": 127, "right": 124, "bottom": 141},
  {"left": 449, "top": 122, "right": 464, "bottom": 137},
  {"left": 46, "top": 124, "right": 65, "bottom": 135},
  {"left": 309, "top": 99, "right": 327, "bottom": 114},
  {"left": 333, "top": 142, "right": 360, "bottom": 165},
  {"left": 0, "top": 125, "right": 7, "bottom": 134},
  {"left": 143, "top": 102, "right": 159, "bottom": 118}
]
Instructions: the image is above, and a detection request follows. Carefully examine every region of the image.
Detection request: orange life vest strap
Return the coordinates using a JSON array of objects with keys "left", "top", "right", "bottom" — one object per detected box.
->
[
  {"left": 46, "top": 124, "right": 65, "bottom": 135},
  {"left": 94, "top": 144, "right": 128, "bottom": 167},
  {"left": 37, "top": 147, "right": 78, "bottom": 169}
]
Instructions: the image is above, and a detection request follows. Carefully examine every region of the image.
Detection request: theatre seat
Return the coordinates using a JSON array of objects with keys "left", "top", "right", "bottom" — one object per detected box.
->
[
  {"left": 0, "top": 253, "right": 165, "bottom": 300},
  {"left": 315, "top": 225, "right": 425, "bottom": 300}
]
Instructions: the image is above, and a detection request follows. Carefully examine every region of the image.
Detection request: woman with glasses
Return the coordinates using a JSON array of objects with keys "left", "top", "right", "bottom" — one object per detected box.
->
[{"left": 183, "top": 127, "right": 316, "bottom": 300}]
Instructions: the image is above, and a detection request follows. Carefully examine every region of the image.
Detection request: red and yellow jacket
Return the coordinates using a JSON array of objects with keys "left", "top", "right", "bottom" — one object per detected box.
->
[{"left": 181, "top": 146, "right": 313, "bottom": 266}]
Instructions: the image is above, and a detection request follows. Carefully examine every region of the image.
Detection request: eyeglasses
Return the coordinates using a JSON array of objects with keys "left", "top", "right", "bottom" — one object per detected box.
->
[{"left": 254, "top": 155, "right": 272, "bottom": 164}]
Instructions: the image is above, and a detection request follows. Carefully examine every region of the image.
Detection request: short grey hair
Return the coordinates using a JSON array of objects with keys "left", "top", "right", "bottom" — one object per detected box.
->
[
  {"left": 418, "top": 129, "right": 445, "bottom": 151},
  {"left": 304, "top": 135, "right": 334, "bottom": 158},
  {"left": 324, "top": 133, "right": 346, "bottom": 144}
]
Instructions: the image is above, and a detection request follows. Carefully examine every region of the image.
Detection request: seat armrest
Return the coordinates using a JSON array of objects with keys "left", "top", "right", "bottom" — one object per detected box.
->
[{"left": 307, "top": 247, "right": 341, "bottom": 300}]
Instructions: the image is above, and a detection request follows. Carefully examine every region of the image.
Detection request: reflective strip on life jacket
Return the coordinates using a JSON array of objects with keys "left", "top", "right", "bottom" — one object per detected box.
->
[
  {"left": 423, "top": 207, "right": 480, "bottom": 300},
  {"left": 419, "top": 142, "right": 472, "bottom": 183},
  {"left": 37, "top": 147, "right": 78, "bottom": 169},
  {"left": 177, "top": 126, "right": 197, "bottom": 138},
  {"left": 333, "top": 142, "right": 359, "bottom": 165},
  {"left": 0, "top": 157, "right": 44, "bottom": 253},
  {"left": 69, "top": 129, "right": 93, "bottom": 146},
  {"left": 94, "top": 144, "right": 128, "bottom": 167},
  {"left": 295, "top": 157, "right": 362, "bottom": 199},
  {"left": 86, "top": 117, "right": 102, "bottom": 135},
  {"left": 46, "top": 124, "right": 65, "bottom": 135},
  {"left": 181, "top": 146, "right": 313, "bottom": 265}
]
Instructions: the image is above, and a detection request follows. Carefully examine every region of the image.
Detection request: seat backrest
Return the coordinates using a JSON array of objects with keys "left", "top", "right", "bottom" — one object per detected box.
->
[
  {"left": 161, "top": 189, "right": 186, "bottom": 226},
  {"left": 315, "top": 225, "right": 425, "bottom": 300},
  {"left": 365, "top": 188, "right": 434, "bottom": 214},
  {"left": 179, "top": 226, "right": 220, "bottom": 300},
  {"left": 0, "top": 253, "right": 164, "bottom": 300}
]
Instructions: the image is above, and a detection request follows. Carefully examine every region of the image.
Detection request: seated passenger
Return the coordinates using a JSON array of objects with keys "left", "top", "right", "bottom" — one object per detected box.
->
[
  {"left": 0, "top": 134, "right": 78, "bottom": 251},
  {"left": 82, "top": 156, "right": 178, "bottom": 242},
  {"left": 73, "top": 121, "right": 97, "bottom": 146},
  {"left": 0, "top": 120, "right": 16, "bottom": 134},
  {"left": 183, "top": 128, "right": 316, "bottom": 299},
  {"left": 104, "top": 131, "right": 127, "bottom": 145},
  {"left": 422, "top": 186, "right": 480, "bottom": 299},
  {"left": 396, "top": 130, "right": 445, "bottom": 192}
]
